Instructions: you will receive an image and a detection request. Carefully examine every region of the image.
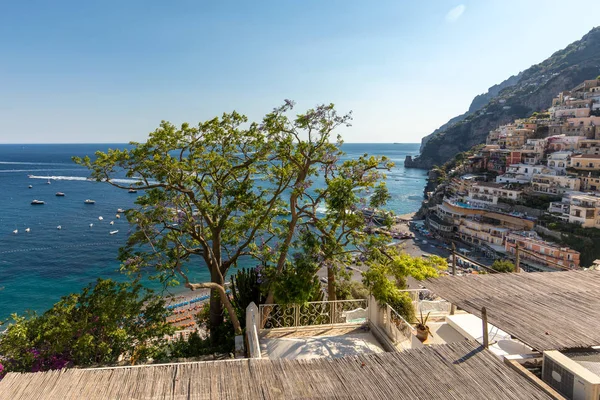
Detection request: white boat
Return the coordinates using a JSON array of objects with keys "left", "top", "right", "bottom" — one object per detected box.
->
[
  {"left": 115, "top": 214, "right": 121, "bottom": 219},
  {"left": 46, "top": 180, "right": 51, "bottom": 185},
  {"left": 28, "top": 185, "right": 32, "bottom": 189},
  {"left": 57, "top": 225, "right": 62, "bottom": 230},
  {"left": 31, "top": 200, "right": 45, "bottom": 205},
  {"left": 25, "top": 228, "right": 30, "bottom": 233},
  {"left": 98, "top": 216, "right": 103, "bottom": 221},
  {"left": 12, "top": 229, "right": 18, "bottom": 234},
  {"left": 56, "top": 192, "right": 65, "bottom": 197},
  {"left": 109, "top": 221, "right": 114, "bottom": 225},
  {"left": 109, "top": 230, "right": 119, "bottom": 235},
  {"left": 128, "top": 189, "right": 137, "bottom": 193},
  {"left": 84, "top": 199, "right": 95, "bottom": 204},
  {"left": 89, "top": 223, "right": 94, "bottom": 228},
  {"left": 117, "top": 208, "right": 125, "bottom": 213}
]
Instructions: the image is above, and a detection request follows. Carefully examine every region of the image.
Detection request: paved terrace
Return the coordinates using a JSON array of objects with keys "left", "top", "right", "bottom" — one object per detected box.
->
[
  {"left": 0, "top": 341, "right": 553, "bottom": 400},
  {"left": 259, "top": 326, "right": 384, "bottom": 359}
]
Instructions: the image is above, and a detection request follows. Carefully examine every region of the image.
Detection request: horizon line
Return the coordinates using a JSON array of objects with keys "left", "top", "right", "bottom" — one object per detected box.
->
[{"left": 0, "top": 142, "right": 422, "bottom": 145}]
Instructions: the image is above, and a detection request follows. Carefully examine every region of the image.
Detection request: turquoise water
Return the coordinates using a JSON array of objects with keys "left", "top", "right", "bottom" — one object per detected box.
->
[{"left": 0, "top": 143, "right": 426, "bottom": 319}]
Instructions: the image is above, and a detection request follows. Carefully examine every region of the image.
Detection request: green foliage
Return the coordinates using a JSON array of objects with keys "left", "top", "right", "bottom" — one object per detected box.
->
[
  {"left": 167, "top": 330, "right": 233, "bottom": 358},
  {"left": 499, "top": 194, "right": 561, "bottom": 210},
  {"left": 267, "top": 252, "right": 323, "bottom": 305},
  {"left": 193, "top": 302, "right": 235, "bottom": 350},
  {"left": 491, "top": 260, "right": 515, "bottom": 273},
  {"left": 0, "top": 279, "right": 173, "bottom": 373},
  {"left": 538, "top": 215, "right": 600, "bottom": 267},
  {"left": 230, "top": 267, "right": 266, "bottom": 326},
  {"left": 369, "top": 183, "right": 391, "bottom": 209},
  {"left": 335, "top": 280, "right": 369, "bottom": 300},
  {"left": 362, "top": 249, "right": 446, "bottom": 320}
]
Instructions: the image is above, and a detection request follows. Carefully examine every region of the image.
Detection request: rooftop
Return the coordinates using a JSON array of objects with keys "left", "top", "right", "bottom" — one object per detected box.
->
[
  {"left": 423, "top": 270, "right": 600, "bottom": 351},
  {"left": 572, "top": 153, "right": 600, "bottom": 159},
  {"left": 0, "top": 341, "right": 553, "bottom": 400}
]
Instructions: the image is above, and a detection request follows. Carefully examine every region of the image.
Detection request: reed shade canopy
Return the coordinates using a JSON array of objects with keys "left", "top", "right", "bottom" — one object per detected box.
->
[
  {"left": 424, "top": 270, "right": 600, "bottom": 351},
  {"left": 0, "top": 341, "right": 551, "bottom": 399}
]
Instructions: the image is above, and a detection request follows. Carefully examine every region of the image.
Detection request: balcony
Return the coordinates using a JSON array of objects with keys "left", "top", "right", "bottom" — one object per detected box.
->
[
  {"left": 248, "top": 299, "right": 383, "bottom": 359},
  {"left": 571, "top": 201, "right": 598, "bottom": 209},
  {"left": 246, "top": 293, "right": 475, "bottom": 359}
]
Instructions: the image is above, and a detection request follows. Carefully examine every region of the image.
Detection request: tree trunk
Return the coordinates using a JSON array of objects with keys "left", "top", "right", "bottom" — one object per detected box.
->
[
  {"left": 327, "top": 264, "right": 337, "bottom": 301},
  {"left": 185, "top": 280, "right": 243, "bottom": 337},
  {"left": 210, "top": 269, "right": 225, "bottom": 335},
  {"left": 209, "top": 287, "right": 224, "bottom": 338}
]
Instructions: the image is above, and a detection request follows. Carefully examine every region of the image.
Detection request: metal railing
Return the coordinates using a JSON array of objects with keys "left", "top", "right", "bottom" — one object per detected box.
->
[
  {"left": 388, "top": 306, "right": 414, "bottom": 340},
  {"left": 258, "top": 299, "right": 368, "bottom": 330},
  {"left": 402, "top": 289, "right": 452, "bottom": 317}
]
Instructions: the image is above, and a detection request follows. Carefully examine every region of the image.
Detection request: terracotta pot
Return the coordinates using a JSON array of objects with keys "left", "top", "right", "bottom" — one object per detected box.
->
[{"left": 416, "top": 326, "right": 429, "bottom": 342}]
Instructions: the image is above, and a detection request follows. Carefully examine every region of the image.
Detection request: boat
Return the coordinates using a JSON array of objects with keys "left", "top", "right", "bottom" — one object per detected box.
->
[
  {"left": 57, "top": 225, "right": 62, "bottom": 230},
  {"left": 28, "top": 185, "right": 32, "bottom": 189},
  {"left": 12, "top": 229, "right": 17, "bottom": 234},
  {"left": 128, "top": 189, "right": 138, "bottom": 193},
  {"left": 56, "top": 192, "right": 65, "bottom": 197},
  {"left": 109, "top": 230, "right": 119, "bottom": 235},
  {"left": 115, "top": 214, "right": 121, "bottom": 219},
  {"left": 98, "top": 216, "right": 103, "bottom": 220},
  {"left": 31, "top": 200, "right": 45, "bottom": 205},
  {"left": 117, "top": 208, "right": 125, "bottom": 213},
  {"left": 84, "top": 199, "right": 95, "bottom": 204},
  {"left": 89, "top": 223, "right": 94, "bottom": 228},
  {"left": 25, "top": 228, "right": 30, "bottom": 233},
  {"left": 46, "top": 180, "right": 51, "bottom": 185},
  {"left": 109, "top": 221, "right": 114, "bottom": 225}
]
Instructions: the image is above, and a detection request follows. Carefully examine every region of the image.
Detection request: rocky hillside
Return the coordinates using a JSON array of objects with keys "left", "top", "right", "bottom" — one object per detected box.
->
[{"left": 407, "top": 26, "right": 600, "bottom": 169}]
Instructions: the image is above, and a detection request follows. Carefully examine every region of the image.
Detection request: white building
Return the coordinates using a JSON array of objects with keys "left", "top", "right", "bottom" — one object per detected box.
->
[
  {"left": 546, "top": 151, "right": 572, "bottom": 173},
  {"left": 496, "top": 164, "right": 535, "bottom": 184},
  {"left": 466, "top": 182, "right": 522, "bottom": 208},
  {"left": 532, "top": 174, "right": 581, "bottom": 195},
  {"left": 496, "top": 164, "right": 555, "bottom": 184}
]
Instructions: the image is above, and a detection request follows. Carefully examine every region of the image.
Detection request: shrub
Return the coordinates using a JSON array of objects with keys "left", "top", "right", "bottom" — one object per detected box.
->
[
  {"left": 491, "top": 260, "right": 515, "bottom": 273},
  {"left": 335, "top": 280, "right": 369, "bottom": 300},
  {"left": 0, "top": 279, "right": 173, "bottom": 374}
]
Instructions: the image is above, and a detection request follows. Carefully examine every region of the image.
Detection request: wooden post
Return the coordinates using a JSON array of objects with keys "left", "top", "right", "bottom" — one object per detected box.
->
[
  {"left": 450, "top": 243, "right": 457, "bottom": 315},
  {"left": 482, "top": 307, "right": 489, "bottom": 349},
  {"left": 515, "top": 243, "right": 521, "bottom": 273}
]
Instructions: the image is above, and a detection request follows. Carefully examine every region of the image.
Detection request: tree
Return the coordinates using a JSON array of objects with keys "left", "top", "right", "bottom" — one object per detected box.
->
[
  {"left": 362, "top": 248, "right": 447, "bottom": 320},
  {"left": 75, "top": 101, "right": 390, "bottom": 337},
  {"left": 256, "top": 104, "right": 392, "bottom": 303},
  {"left": 491, "top": 259, "right": 515, "bottom": 273},
  {"left": 0, "top": 279, "right": 172, "bottom": 374}
]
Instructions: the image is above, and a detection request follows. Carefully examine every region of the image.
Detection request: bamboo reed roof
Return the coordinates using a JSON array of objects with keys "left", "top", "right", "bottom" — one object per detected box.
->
[
  {"left": 424, "top": 270, "right": 600, "bottom": 351},
  {"left": 0, "top": 341, "right": 551, "bottom": 399}
]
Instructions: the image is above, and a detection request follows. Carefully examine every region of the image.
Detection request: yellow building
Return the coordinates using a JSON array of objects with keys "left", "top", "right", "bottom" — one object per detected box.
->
[{"left": 570, "top": 154, "right": 600, "bottom": 171}]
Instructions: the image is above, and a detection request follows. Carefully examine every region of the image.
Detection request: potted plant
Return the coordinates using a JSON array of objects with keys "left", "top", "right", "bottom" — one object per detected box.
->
[{"left": 414, "top": 311, "right": 433, "bottom": 342}]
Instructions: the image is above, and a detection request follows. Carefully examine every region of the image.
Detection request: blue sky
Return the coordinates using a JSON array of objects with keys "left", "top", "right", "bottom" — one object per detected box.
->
[{"left": 0, "top": 0, "right": 598, "bottom": 144}]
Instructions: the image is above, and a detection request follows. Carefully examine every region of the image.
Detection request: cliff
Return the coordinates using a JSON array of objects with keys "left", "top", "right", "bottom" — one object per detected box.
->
[{"left": 407, "top": 26, "right": 600, "bottom": 169}]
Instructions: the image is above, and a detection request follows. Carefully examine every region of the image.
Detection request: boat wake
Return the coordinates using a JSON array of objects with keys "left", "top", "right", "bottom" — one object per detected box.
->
[
  {"left": 27, "top": 175, "right": 154, "bottom": 184},
  {"left": 0, "top": 161, "right": 74, "bottom": 166},
  {"left": 0, "top": 168, "right": 81, "bottom": 173},
  {"left": 0, "top": 241, "right": 123, "bottom": 255},
  {"left": 28, "top": 175, "right": 89, "bottom": 181}
]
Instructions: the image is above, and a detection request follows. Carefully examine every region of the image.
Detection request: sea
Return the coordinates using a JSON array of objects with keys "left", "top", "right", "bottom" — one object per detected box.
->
[{"left": 0, "top": 143, "right": 426, "bottom": 320}]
